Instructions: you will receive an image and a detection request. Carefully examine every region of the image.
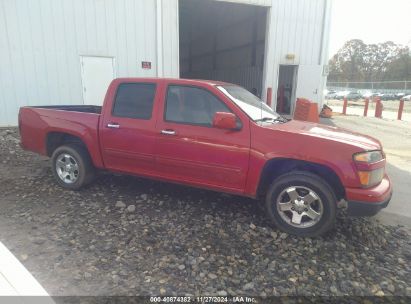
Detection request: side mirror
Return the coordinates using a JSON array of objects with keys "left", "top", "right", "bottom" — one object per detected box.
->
[{"left": 212, "top": 112, "right": 239, "bottom": 130}]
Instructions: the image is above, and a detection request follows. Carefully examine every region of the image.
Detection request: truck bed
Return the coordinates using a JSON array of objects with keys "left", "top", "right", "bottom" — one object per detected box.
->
[{"left": 19, "top": 105, "right": 104, "bottom": 167}]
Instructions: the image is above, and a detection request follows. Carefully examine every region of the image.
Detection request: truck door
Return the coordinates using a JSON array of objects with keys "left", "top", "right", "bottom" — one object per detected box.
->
[
  {"left": 100, "top": 82, "right": 159, "bottom": 175},
  {"left": 154, "top": 84, "right": 250, "bottom": 193}
]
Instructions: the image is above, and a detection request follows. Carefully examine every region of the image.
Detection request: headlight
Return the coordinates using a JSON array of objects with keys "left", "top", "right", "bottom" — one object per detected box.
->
[
  {"left": 353, "top": 150, "right": 385, "bottom": 187},
  {"left": 353, "top": 150, "right": 383, "bottom": 163}
]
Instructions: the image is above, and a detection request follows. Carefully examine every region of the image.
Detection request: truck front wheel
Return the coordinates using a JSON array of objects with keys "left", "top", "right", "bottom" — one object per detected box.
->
[
  {"left": 51, "top": 144, "right": 95, "bottom": 190},
  {"left": 265, "top": 171, "right": 337, "bottom": 237}
]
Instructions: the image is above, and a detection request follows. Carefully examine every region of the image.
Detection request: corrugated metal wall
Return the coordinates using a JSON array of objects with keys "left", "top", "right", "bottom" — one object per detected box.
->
[
  {"left": 263, "top": 0, "right": 330, "bottom": 105},
  {"left": 158, "top": 0, "right": 180, "bottom": 77},
  {"left": 268, "top": 0, "right": 327, "bottom": 66},
  {"left": 0, "top": 0, "right": 177, "bottom": 125},
  {"left": 0, "top": 0, "right": 330, "bottom": 125}
]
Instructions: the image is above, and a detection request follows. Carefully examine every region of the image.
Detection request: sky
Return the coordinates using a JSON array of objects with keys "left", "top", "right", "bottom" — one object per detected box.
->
[{"left": 328, "top": 0, "right": 411, "bottom": 58}]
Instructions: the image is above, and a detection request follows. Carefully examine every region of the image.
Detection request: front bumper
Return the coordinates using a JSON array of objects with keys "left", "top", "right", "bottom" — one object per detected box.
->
[
  {"left": 347, "top": 192, "right": 392, "bottom": 216},
  {"left": 345, "top": 175, "right": 393, "bottom": 216}
]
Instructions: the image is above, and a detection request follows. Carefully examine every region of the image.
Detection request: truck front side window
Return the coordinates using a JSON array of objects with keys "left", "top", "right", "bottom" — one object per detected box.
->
[{"left": 165, "top": 85, "right": 231, "bottom": 127}]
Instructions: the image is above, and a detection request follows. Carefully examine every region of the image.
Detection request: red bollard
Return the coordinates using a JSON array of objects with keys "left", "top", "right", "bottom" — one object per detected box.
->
[
  {"left": 375, "top": 97, "right": 383, "bottom": 118},
  {"left": 363, "top": 98, "right": 369, "bottom": 117},
  {"left": 266, "top": 87, "right": 272, "bottom": 107},
  {"left": 398, "top": 98, "right": 404, "bottom": 120},
  {"left": 342, "top": 97, "right": 348, "bottom": 114}
]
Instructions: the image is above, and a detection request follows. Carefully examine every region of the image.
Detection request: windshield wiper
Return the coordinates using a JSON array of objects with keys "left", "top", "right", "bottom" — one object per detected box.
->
[
  {"left": 254, "top": 117, "right": 274, "bottom": 122},
  {"left": 255, "top": 116, "right": 289, "bottom": 123}
]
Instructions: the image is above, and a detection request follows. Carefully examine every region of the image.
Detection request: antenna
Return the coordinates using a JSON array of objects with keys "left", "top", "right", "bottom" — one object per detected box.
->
[{"left": 260, "top": 94, "right": 263, "bottom": 120}]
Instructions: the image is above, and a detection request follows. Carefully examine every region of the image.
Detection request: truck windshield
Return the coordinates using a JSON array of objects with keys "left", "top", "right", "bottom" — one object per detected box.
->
[{"left": 217, "top": 85, "right": 280, "bottom": 122}]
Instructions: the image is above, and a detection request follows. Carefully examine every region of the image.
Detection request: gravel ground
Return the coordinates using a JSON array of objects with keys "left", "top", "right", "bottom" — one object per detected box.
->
[{"left": 0, "top": 127, "right": 410, "bottom": 297}]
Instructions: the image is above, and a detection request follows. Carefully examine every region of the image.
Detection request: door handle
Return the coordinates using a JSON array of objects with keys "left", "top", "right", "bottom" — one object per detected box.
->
[
  {"left": 107, "top": 123, "right": 120, "bottom": 129},
  {"left": 161, "top": 129, "right": 176, "bottom": 135}
]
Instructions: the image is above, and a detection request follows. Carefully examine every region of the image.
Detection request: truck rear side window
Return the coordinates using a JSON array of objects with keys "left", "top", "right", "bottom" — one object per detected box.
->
[{"left": 112, "top": 83, "right": 156, "bottom": 119}]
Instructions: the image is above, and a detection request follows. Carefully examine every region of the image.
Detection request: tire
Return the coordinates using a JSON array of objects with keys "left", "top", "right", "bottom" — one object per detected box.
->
[
  {"left": 51, "top": 144, "right": 96, "bottom": 190},
  {"left": 265, "top": 171, "right": 337, "bottom": 237}
]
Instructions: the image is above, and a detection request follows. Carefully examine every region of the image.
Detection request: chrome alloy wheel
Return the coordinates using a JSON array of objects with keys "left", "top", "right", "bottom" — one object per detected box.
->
[
  {"left": 56, "top": 153, "right": 79, "bottom": 184},
  {"left": 276, "top": 186, "right": 323, "bottom": 228}
]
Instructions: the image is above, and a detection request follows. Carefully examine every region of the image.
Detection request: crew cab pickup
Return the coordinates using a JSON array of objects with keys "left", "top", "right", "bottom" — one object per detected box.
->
[{"left": 19, "top": 78, "right": 392, "bottom": 236}]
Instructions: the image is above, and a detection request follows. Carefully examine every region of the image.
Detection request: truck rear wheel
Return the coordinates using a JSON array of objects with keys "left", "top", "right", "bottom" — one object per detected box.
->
[
  {"left": 51, "top": 144, "right": 95, "bottom": 190},
  {"left": 265, "top": 171, "right": 337, "bottom": 237}
]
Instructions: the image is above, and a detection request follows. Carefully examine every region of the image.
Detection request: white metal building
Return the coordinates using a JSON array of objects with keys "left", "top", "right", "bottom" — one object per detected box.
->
[{"left": 0, "top": 0, "right": 331, "bottom": 126}]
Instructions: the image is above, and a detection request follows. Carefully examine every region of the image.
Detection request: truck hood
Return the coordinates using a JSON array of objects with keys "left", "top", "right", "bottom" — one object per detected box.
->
[{"left": 265, "top": 120, "right": 382, "bottom": 151}]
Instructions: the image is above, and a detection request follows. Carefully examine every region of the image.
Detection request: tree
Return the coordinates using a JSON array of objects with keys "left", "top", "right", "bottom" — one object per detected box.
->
[
  {"left": 384, "top": 47, "right": 411, "bottom": 81},
  {"left": 328, "top": 39, "right": 366, "bottom": 82},
  {"left": 328, "top": 40, "right": 411, "bottom": 83}
]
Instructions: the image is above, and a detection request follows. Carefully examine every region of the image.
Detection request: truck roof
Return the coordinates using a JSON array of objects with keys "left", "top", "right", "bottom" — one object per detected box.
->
[{"left": 113, "top": 77, "right": 233, "bottom": 87}]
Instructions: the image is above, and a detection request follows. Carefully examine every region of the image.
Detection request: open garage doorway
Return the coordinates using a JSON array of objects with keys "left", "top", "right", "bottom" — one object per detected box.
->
[
  {"left": 179, "top": 0, "right": 268, "bottom": 98},
  {"left": 276, "top": 65, "right": 298, "bottom": 115}
]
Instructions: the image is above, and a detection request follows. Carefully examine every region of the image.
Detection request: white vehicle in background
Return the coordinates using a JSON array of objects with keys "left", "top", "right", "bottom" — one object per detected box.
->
[
  {"left": 361, "top": 92, "right": 381, "bottom": 99},
  {"left": 403, "top": 94, "right": 411, "bottom": 101},
  {"left": 362, "top": 91, "right": 373, "bottom": 98},
  {"left": 325, "top": 90, "right": 337, "bottom": 99},
  {"left": 335, "top": 91, "right": 349, "bottom": 100},
  {"left": 345, "top": 91, "right": 362, "bottom": 101}
]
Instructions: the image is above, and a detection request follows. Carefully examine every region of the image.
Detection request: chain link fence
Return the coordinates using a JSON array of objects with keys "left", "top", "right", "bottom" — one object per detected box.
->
[{"left": 327, "top": 81, "right": 411, "bottom": 94}]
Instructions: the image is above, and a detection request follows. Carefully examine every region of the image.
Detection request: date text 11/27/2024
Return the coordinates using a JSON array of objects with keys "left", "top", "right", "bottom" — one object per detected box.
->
[{"left": 150, "top": 296, "right": 257, "bottom": 303}]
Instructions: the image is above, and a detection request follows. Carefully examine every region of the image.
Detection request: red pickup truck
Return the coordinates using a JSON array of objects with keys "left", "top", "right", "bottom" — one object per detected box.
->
[{"left": 19, "top": 78, "right": 392, "bottom": 236}]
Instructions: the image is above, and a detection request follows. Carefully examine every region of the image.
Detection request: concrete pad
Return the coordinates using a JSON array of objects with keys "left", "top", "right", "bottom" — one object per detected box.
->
[{"left": 0, "top": 242, "right": 54, "bottom": 303}]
